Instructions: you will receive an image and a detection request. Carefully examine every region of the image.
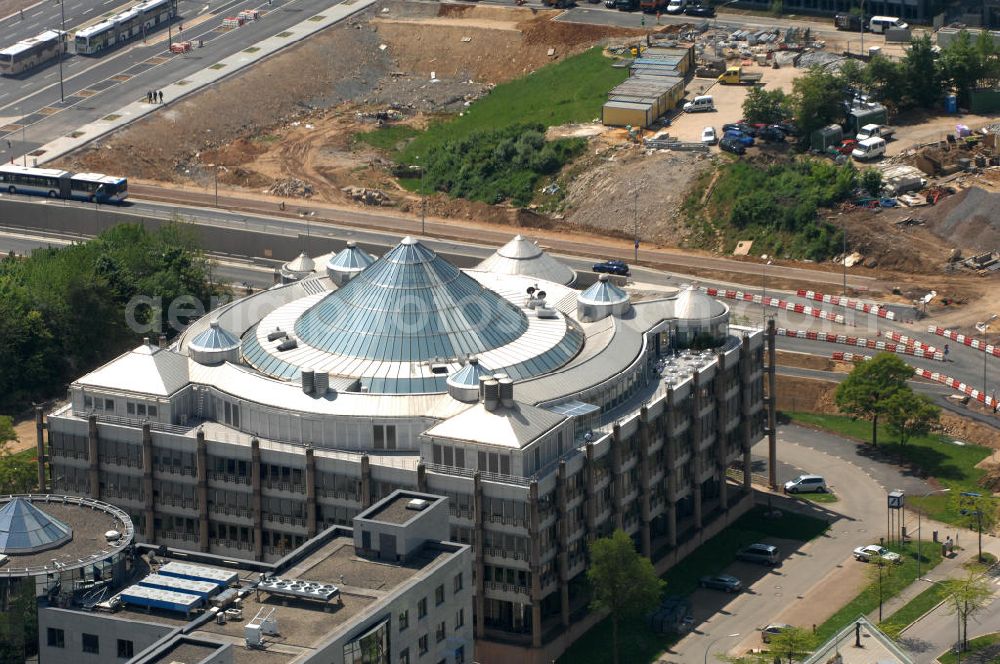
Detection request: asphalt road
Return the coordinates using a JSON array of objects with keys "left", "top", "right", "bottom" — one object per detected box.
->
[
  {"left": 1, "top": 0, "right": 112, "bottom": 47},
  {"left": 0, "top": 0, "right": 345, "bottom": 165},
  {"left": 670, "top": 423, "right": 931, "bottom": 663}
]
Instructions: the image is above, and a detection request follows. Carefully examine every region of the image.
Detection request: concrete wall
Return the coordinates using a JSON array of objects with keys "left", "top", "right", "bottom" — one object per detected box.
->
[{"left": 38, "top": 608, "right": 172, "bottom": 664}]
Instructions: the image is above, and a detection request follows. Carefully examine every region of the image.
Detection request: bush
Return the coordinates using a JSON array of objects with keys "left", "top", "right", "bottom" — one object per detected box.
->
[{"left": 420, "top": 124, "right": 586, "bottom": 207}]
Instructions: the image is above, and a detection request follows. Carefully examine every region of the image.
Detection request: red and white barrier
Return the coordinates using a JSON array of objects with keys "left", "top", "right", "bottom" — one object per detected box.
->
[
  {"left": 776, "top": 328, "right": 945, "bottom": 360},
  {"left": 927, "top": 326, "right": 1000, "bottom": 358},
  {"left": 832, "top": 352, "right": 871, "bottom": 362},
  {"left": 702, "top": 287, "right": 845, "bottom": 324},
  {"left": 912, "top": 368, "right": 997, "bottom": 409},
  {"left": 881, "top": 330, "right": 939, "bottom": 356},
  {"left": 796, "top": 289, "right": 896, "bottom": 320}
]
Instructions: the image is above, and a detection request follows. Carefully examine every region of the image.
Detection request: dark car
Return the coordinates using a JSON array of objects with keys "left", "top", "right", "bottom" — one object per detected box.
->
[
  {"left": 719, "top": 136, "right": 746, "bottom": 155},
  {"left": 699, "top": 574, "right": 742, "bottom": 593},
  {"left": 736, "top": 543, "right": 780, "bottom": 566},
  {"left": 723, "top": 130, "right": 755, "bottom": 147},
  {"left": 758, "top": 126, "right": 786, "bottom": 142},
  {"left": 774, "top": 120, "right": 799, "bottom": 136},
  {"left": 722, "top": 122, "right": 757, "bottom": 137},
  {"left": 593, "top": 259, "right": 630, "bottom": 276},
  {"left": 684, "top": 3, "right": 716, "bottom": 16}
]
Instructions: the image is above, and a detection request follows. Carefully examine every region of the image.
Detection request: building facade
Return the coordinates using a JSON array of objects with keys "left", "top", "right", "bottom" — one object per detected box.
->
[{"left": 41, "top": 236, "right": 772, "bottom": 663}]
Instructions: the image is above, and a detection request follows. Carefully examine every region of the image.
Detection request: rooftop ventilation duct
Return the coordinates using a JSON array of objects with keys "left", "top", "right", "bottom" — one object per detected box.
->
[
  {"left": 301, "top": 369, "right": 315, "bottom": 395},
  {"left": 498, "top": 378, "right": 514, "bottom": 408},
  {"left": 313, "top": 371, "right": 329, "bottom": 396},
  {"left": 483, "top": 379, "right": 500, "bottom": 412}
]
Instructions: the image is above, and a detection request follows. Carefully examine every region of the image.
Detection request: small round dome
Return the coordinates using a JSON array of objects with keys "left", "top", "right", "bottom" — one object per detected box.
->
[
  {"left": 446, "top": 358, "right": 492, "bottom": 403},
  {"left": 577, "top": 275, "right": 630, "bottom": 322},
  {"left": 189, "top": 320, "right": 241, "bottom": 365},
  {"left": 280, "top": 252, "right": 316, "bottom": 283},
  {"left": 326, "top": 241, "right": 376, "bottom": 285}
]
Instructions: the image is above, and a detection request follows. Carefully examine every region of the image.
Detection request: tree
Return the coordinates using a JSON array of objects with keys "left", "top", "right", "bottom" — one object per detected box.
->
[
  {"left": 863, "top": 55, "right": 907, "bottom": 111},
  {"left": 904, "top": 35, "right": 943, "bottom": 109},
  {"left": 944, "top": 566, "right": 994, "bottom": 650},
  {"left": 768, "top": 626, "right": 818, "bottom": 664},
  {"left": 953, "top": 492, "right": 998, "bottom": 563},
  {"left": 860, "top": 169, "right": 883, "bottom": 198},
  {"left": 835, "top": 353, "right": 914, "bottom": 446},
  {"left": 587, "top": 529, "right": 665, "bottom": 664},
  {"left": 0, "top": 416, "right": 34, "bottom": 494},
  {"left": 940, "top": 30, "right": 988, "bottom": 106},
  {"left": 742, "top": 87, "right": 789, "bottom": 125},
  {"left": 885, "top": 390, "right": 940, "bottom": 445},
  {"left": 790, "top": 67, "right": 845, "bottom": 143}
]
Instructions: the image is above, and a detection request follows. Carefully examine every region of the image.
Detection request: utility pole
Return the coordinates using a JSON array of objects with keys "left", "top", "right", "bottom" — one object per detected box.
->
[
  {"left": 420, "top": 157, "right": 426, "bottom": 236},
  {"left": 58, "top": 0, "right": 66, "bottom": 102},
  {"left": 842, "top": 222, "right": 848, "bottom": 297},
  {"left": 977, "top": 316, "right": 996, "bottom": 400},
  {"left": 20, "top": 107, "right": 26, "bottom": 167},
  {"left": 633, "top": 188, "right": 639, "bottom": 262},
  {"left": 860, "top": 0, "right": 865, "bottom": 57},
  {"left": 761, "top": 259, "right": 772, "bottom": 328}
]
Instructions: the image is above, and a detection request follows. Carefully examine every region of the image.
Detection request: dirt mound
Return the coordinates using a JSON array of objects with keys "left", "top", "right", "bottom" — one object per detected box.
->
[{"left": 922, "top": 186, "right": 1000, "bottom": 251}]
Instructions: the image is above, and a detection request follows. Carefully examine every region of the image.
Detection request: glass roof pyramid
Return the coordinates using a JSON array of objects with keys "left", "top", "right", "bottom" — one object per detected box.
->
[
  {"left": 326, "top": 241, "right": 376, "bottom": 272},
  {"left": 446, "top": 357, "right": 492, "bottom": 389},
  {"left": 578, "top": 275, "right": 629, "bottom": 305},
  {"left": 0, "top": 497, "right": 73, "bottom": 554},
  {"left": 295, "top": 237, "right": 529, "bottom": 362},
  {"left": 188, "top": 320, "right": 241, "bottom": 353}
]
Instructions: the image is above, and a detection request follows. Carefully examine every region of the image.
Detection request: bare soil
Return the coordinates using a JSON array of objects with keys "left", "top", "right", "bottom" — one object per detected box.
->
[{"left": 0, "top": 0, "right": 37, "bottom": 20}]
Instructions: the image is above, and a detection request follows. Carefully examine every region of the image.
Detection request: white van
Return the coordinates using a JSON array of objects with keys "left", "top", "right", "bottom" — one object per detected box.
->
[
  {"left": 868, "top": 16, "right": 908, "bottom": 33},
  {"left": 666, "top": 0, "right": 687, "bottom": 13},
  {"left": 683, "top": 95, "right": 715, "bottom": 113},
  {"left": 852, "top": 137, "right": 886, "bottom": 161}
]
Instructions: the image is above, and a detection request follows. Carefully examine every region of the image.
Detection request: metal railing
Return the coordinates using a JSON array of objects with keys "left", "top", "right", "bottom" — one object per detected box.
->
[
  {"left": 209, "top": 504, "right": 252, "bottom": 518},
  {"left": 208, "top": 471, "right": 250, "bottom": 485},
  {"left": 425, "top": 463, "right": 532, "bottom": 487},
  {"left": 84, "top": 412, "right": 193, "bottom": 435}
]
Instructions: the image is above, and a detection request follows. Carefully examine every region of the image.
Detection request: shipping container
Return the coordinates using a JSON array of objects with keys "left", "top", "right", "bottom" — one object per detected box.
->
[{"left": 603, "top": 101, "right": 654, "bottom": 128}]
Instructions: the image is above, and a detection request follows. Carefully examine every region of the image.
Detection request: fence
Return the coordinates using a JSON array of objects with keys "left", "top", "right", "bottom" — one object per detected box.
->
[
  {"left": 795, "top": 289, "right": 896, "bottom": 320},
  {"left": 701, "top": 287, "right": 844, "bottom": 323}
]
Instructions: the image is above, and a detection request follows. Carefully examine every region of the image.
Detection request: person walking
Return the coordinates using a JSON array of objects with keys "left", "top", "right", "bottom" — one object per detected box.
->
[
  {"left": 146, "top": 91, "right": 152, "bottom": 103},
  {"left": 158, "top": 90, "right": 163, "bottom": 104}
]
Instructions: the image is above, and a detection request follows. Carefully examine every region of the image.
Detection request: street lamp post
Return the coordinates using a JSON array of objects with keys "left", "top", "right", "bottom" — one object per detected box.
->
[
  {"left": 975, "top": 315, "right": 996, "bottom": 401},
  {"left": 57, "top": 0, "right": 66, "bottom": 102},
  {"left": 917, "top": 488, "right": 951, "bottom": 579},
  {"left": 704, "top": 632, "right": 740, "bottom": 664},
  {"left": 633, "top": 188, "right": 639, "bottom": 262},
  {"left": 842, "top": 221, "right": 848, "bottom": 297},
  {"left": 860, "top": 0, "right": 866, "bottom": 57},
  {"left": 761, "top": 259, "right": 772, "bottom": 328},
  {"left": 20, "top": 107, "right": 26, "bottom": 167},
  {"left": 960, "top": 491, "right": 986, "bottom": 563},
  {"left": 921, "top": 577, "right": 962, "bottom": 663}
]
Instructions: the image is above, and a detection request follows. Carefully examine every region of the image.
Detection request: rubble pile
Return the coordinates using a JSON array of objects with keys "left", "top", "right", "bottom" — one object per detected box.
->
[
  {"left": 342, "top": 186, "right": 391, "bottom": 206},
  {"left": 267, "top": 178, "right": 315, "bottom": 198}
]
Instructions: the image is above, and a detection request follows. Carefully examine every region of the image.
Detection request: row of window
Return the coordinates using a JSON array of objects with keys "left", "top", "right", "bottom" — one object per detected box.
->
[
  {"left": 397, "top": 612, "right": 465, "bottom": 663},
  {"left": 47, "top": 628, "right": 133, "bottom": 658}
]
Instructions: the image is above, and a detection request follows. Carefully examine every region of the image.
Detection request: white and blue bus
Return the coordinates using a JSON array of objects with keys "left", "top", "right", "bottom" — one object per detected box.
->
[
  {"left": 74, "top": 0, "right": 177, "bottom": 55},
  {"left": 0, "top": 30, "right": 66, "bottom": 76},
  {"left": 0, "top": 165, "right": 128, "bottom": 203}
]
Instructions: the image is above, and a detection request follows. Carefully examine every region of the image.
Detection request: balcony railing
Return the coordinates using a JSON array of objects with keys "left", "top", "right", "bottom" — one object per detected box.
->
[
  {"left": 209, "top": 504, "right": 252, "bottom": 519},
  {"left": 264, "top": 513, "right": 306, "bottom": 527},
  {"left": 162, "top": 531, "right": 198, "bottom": 543},
  {"left": 484, "top": 581, "right": 529, "bottom": 596},
  {"left": 484, "top": 547, "right": 527, "bottom": 562},
  {"left": 98, "top": 455, "right": 142, "bottom": 469},
  {"left": 317, "top": 487, "right": 358, "bottom": 500},
  {"left": 263, "top": 480, "right": 305, "bottom": 493},
  {"left": 212, "top": 538, "right": 252, "bottom": 551},
  {"left": 154, "top": 464, "right": 196, "bottom": 478},
  {"left": 208, "top": 472, "right": 250, "bottom": 485}
]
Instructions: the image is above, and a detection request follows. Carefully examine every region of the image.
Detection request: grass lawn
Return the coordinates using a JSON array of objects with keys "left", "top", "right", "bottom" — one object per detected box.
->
[
  {"left": 556, "top": 506, "right": 829, "bottom": 664},
  {"left": 937, "top": 632, "right": 1000, "bottom": 664},
  {"left": 878, "top": 578, "right": 950, "bottom": 638},
  {"left": 799, "top": 491, "right": 839, "bottom": 504},
  {"left": 814, "top": 541, "right": 943, "bottom": 643},
  {"left": 786, "top": 412, "right": 992, "bottom": 524},
  {"left": 353, "top": 125, "right": 420, "bottom": 154},
  {"left": 398, "top": 47, "right": 627, "bottom": 163}
]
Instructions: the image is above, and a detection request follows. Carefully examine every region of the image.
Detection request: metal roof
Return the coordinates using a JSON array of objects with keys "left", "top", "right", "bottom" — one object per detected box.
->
[
  {"left": 673, "top": 285, "right": 726, "bottom": 320},
  {"left": 187, "top": 320, "right": 240, "bottom": 353},
  {"left": 424, "top": 400, "right": 566, "bottom": 448},
  {"left": 283, "top": 252, "right": 315, "bottom": 275},
  {"left": 0, "top": 498, "right": 73, "bottom": 554},
  {"left": 0, "top": 30, "right": 63, "bottom": 57},
  {"left": 578, "top": 276, "right": 630, "bottom": 306},
  {"left": 446, "top": 357, "right": 492, "bottom": 389},
  {"left": 475, "top": 235, "right": 576, "bottom": 286},
  {"left": 294, "top": 237, "right": 530, "bottom": 363},
  {"left": 76, "top": 343, "right": 189, "bottom": 396},
  {"left": 326, "top": 241, "right": 376, "bottom": 272}
]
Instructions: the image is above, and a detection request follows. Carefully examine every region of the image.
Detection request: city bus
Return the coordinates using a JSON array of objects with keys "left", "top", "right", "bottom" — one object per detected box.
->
[
  {"left": 74, "top": 0, "right": 177, "bottom": 55},
  {"left": 0, "top": 30, "right": 66, "bottom": 76},
  {"left": 0, "top": 165, "right": 128, "bottom": 203}
]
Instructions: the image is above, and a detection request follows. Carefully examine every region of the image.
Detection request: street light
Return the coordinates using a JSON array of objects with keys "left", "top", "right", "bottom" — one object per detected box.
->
[
  {"left": 920, "top": 577, "right": 962, "bottom": 664},
  {"left": 761, "top": 258, "right": 772, "bottom": 328},
  {"left": 57, "top": 0, "right": 66, "bottom": 102},
  {"left": 704, "top": 632, "right": 740, "bottom": 664},
  {"left": 959, "top": 491, "right": 987, "bottom": 563},
  {"left": 917, "top": 488, "right": 950, "bottom": 579},
  {"left": 975, "top": 314, "right": 996, "bottom": 402}
]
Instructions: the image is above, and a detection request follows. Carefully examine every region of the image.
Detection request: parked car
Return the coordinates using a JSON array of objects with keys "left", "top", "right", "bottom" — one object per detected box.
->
[
  {"left": 836, "top": 138, "right": 858, "bottom": 155},
  {"left": 699, "top": 574, "right": 742, "bottom": 593},
  {"left": 723, "top": 130, "right": 755, "bottom": 147},
  {"left": 592, "top": 259, "right": 630, "bottom": 276},
  {"left": 665, "top": 0, "right": 686, "bottom": 13},
  {"left": 722, "top": 122, "right": 757, "bottom": 137},
  {"left": 701, "top": 126, "right": 717, "bottom": 145},
  {"left": 683, "top": 95, "right": 715, "bottom": 113},
  {"left": 783, "top": 474, "right": 827, "bottom": 494},
  {"left": 852, "top": 137, "right": 886, "bottom": 161},
  {"left": 761, "top": 623, "right": 791, "bottom": 643},
  {"left": 684, "top": 3, "right": 715, "bottom": 16},
  {"left": 736, "top": 543, "right": 780, "bottom": 566},
  {"left": 853, "top": 545, "right": 902, "bottom": 564},
  {"left": 869, "top": 15, "right": 908, "bottom": 33},
  {"left": 719, "top": 136, "right": 745, "bottom": 155},
  {"left": 757, "top": 126, "right": 786, "bottom": 142},
  {"left": 773, "top": 120, "right": 799, "bottom": 136}
]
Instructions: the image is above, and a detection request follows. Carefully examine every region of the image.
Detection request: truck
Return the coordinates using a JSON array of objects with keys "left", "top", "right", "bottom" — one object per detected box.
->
[
  {"left": 834, "top": 13, "right": 863, "bottom": 31},
  {"left": 856, "top": 123, "right": 895, "bottom": 141},
  {"left": 717, "top": 66, "right": 763, "bottom": 85}
]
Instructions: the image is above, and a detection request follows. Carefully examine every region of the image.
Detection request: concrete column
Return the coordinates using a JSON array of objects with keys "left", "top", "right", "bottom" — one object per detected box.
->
[
  {"left": 196, "top": 430, "right": 209, "bottom": 552},
  {"left": 360, "top": 454, "right": 372, "bottom": 508},
  {"left": 416, "top": 462, "right": 427, "bottom": 493},
  {"left": 87, "top": 415, "right": 100, "bottom": 500},
  {"left": 584, "top": 443, "right": 596, "bottom": 543},
  {"left": 766, "top": 319, "right": 778, "bottom": 490},
  {"left": 691, "top": 375, "right": 703, "bottom": 530},
  {"left": 740, "top": 335, "right": 753, "bottom": 493},
  {"left": 473, "top": 473, "right": 486, "bottom": 639},
  {"left": 714, "top": 356, "right": 729, "bottom": 511},
  {"left": 305, "top": 447, "right": 317, "bottom": 538},
  {"left": 664, "top": 388, "right": 678, "bottom": 549},
  {"left": 610, "top": 422, "right": 623, "bottom": 532},
  {"left": 556, "top": 461, "right": 570, "bottom": 629},
  {"left": 34, "top": 406, "right": 45, "bottom": 492},
  {"left": 638, "top": 406, "right": 652, "bottom": 558},
  {"left": 528, "top": 481, "right": 542, "bottom": 649},
  {"left": 142, "top": 422, "right": 154, "bottom": 543},
  {"left": 251, "top": 437, "right": 263, "bottom": 561}
]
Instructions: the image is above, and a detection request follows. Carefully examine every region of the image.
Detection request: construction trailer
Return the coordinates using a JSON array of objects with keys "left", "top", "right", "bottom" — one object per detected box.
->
[{"left": 602, "top": 101, "right": 655, "bottom": 128}]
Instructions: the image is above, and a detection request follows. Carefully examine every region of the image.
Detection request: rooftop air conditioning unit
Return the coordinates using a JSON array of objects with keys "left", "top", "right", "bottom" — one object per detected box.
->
[{"left": 406, "top": 498, "right": 430, "bottom": 511}]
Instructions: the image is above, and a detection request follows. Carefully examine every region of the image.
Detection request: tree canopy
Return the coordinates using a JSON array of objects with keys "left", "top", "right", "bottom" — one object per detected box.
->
[
  {"left": 742, "top": 87, "right": 790, "bottom": 125},
  {"left": 0, "top": 416, "right": 34, "bottom": 494},
  {"left": 835, "top": 353, "right": 914, "bottom": 446},
  {"left": 587, "top": 529, "right": 665, "bottom": 664},
  {"left": 885, "top": 390, "right": 940, "bottom": 445}
]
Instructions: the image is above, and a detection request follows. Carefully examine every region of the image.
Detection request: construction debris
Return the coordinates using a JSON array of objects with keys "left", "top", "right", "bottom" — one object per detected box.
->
[
  {"left": 267, "top": 178, "right": 314, "bottom": 198},
  {"left": 342, "top": 186, "right": 391, "bottom": 206}
]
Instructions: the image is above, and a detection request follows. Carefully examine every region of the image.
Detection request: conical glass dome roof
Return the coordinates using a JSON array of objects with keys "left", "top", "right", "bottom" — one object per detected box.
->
[
  {"left": 0, "top": 497, "right": 73, "bottom": 554},
  {"left": 326, "top": 241, "right": 376, "bottom": 272},
  {"left": 188, "top": 320, "right": 240, "bottom": 353},
  {"left": 446, "top": 357, "right": 492, "bottom": 389},
  {"left": 578, "top": 275, "right": 629, "bottom": 305},
  {"left": 295, "top": 237, "right": 529, "bottom": 362}
]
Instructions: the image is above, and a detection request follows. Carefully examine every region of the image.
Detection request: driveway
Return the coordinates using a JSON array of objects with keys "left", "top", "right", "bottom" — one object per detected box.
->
[{"left": 665, "top": 423, "right": 931, "bottom": 663}]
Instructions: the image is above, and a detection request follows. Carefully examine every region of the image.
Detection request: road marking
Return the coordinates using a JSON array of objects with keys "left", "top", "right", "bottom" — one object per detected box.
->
[
  {"left": 30, "top": 9, "right": 43, "bottom": 17},
  {"left": 82, "top": 6, "right": 94, "bottom": 12}
]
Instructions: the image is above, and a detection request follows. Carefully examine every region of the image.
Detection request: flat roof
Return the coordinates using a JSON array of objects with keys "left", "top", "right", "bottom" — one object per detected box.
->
[
  {"left": 145, "top": 641, "right": 222, "bottom": 664},
  {"left": 362, "top": 494, "right": 427, "bottom": 525}
]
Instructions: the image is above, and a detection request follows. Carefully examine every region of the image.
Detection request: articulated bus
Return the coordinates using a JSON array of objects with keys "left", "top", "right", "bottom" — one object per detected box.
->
[
  {"left": 0, "top": 30, "right": 66, "bottom": 76},
  {"left": 74, "top": 0, "right": 177, "bottom": 55},
  {"left": 0, "top": 165, "right": 128, "bottom": 203}
]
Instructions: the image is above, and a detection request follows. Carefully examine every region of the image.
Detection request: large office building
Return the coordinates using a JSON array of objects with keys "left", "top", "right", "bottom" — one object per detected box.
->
[
  {"left": 40, "top": 235, "right": 772, "bottom": 663},
  {"left": 37, "top": 489, "right": 472, "bottom": 664}
]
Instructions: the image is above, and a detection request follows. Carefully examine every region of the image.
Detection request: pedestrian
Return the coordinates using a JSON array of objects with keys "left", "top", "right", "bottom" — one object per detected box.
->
[
  {"left": 146, "top": 91, "right": 152, "bottom": 103},
  {"left": 20, "top": 8, "right": 24, "bottom": 20},
  {"left": 158, "top": 90, "right": 163, "bottom": 104}
]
